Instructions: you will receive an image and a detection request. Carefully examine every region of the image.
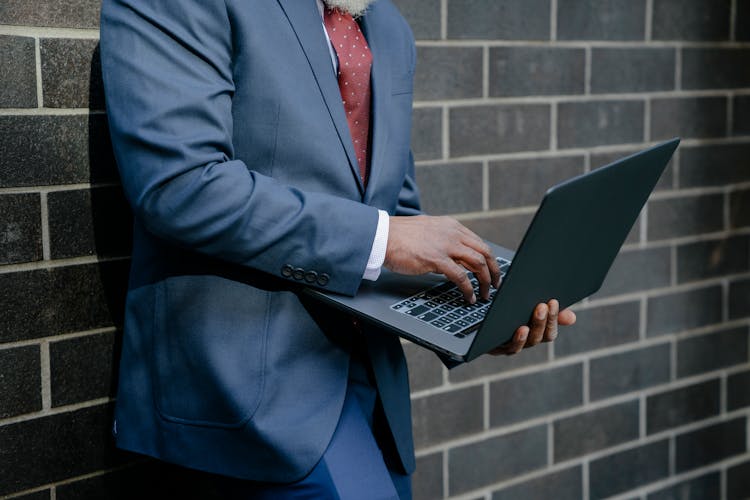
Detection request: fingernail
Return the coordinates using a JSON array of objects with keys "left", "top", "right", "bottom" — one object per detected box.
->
[
  {"left": 469, "top": 295, "right": 476, "bottom": 305},
  {"left": 536, "top": 308, "right": 546, "bottom": 320}
]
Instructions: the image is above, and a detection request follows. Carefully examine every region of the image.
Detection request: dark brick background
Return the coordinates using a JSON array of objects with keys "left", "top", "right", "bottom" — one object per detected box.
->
[{"left": 1, "top": 1, "right": 749, "bottom": 499}]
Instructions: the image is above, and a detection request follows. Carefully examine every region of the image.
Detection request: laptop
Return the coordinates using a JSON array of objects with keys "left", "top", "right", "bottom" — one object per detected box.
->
[{"left": 304, "top": 138, "right": 680, "bottom": 363}]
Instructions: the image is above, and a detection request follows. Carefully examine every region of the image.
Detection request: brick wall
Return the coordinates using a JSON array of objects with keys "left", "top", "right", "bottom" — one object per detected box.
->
[{"left": 0, "top": 1, "right": 748, "bottom": 499}]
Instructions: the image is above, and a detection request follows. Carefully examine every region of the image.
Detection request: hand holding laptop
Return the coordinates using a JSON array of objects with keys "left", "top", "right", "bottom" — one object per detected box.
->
[{"left": 385, "top": 214, "right": 576, "bottom": 355}]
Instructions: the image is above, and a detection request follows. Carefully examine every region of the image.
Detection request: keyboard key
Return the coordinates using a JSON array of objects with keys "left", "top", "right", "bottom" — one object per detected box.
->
[
  {"left": 443, "top": 323, "right": 463, "bottom": 333},
  {"left": 418, "top": 312, "right": 439, "bottom": 322},
  {"left": 431, "top": 320, "right": 447, "bottom": 328},
  {"left": 455, "top": 319, "right": 469, "bottom": 327},
  {"left": 406, "top": 305, "right": 429, "bottom": 316}
]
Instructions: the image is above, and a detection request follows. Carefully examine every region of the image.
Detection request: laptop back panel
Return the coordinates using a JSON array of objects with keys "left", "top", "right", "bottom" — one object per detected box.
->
[{"left": 465, "top": 139, "right": 679, "bottom": 360}]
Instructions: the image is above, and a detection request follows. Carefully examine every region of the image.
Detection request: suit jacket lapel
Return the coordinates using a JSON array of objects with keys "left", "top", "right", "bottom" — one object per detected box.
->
[
  {"left": 359, "top": 12, "right": 392, "bottom": 204},
  {"left": 276, "top": 0, "right": 365, "bottom": 194}
]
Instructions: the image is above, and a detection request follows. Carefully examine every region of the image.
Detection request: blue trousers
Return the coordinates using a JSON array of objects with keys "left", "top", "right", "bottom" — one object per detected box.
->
[{"left": 211, "top": 357, "right": 412, "bottom": 500}]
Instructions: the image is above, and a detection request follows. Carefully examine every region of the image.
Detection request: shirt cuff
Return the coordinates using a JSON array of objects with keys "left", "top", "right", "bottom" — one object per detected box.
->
[{"left": 362, "top": 209, "right": 389, "bottom": 281}]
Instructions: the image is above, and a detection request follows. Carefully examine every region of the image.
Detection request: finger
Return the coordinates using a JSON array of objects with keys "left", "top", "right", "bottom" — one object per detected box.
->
[
  {"left": 558, "top": 308, "right": 577, "bottom": 325},
  {"left": 526, "top": 303, "right": 548, "bottom": 347},
  {"left": 439, "top": 260, "right": 476, "bottom": 304},
  {"left": 543, "top": 299, "right": 559, "bottom": 342},
  {"left": 490, "top": 325, "right": 528, "bottom": 355},
  {"left": 450, "top": 223, "right": 501, "bottom": 289},
  {"left": 456, "top": 250, "right": 492, "bottom": 301}
]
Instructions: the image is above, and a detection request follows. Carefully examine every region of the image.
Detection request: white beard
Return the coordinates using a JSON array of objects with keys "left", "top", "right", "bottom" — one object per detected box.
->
[{"left": 323, "top": 0, "right": 375, "bottom": 18}]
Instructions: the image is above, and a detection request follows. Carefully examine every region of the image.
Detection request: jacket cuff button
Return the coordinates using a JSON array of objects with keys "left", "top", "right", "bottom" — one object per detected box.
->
[
  {"left": 317, "top": 273, "right": 330, "bottom": 286},
  {"left": 292, "top": 268, "right": 305, "bottom": 280},
  {"left": 304, "top": 271, "right": 318, "bottom": 283},
  {"left": 281, "top": 264, "right": 294, "bottom": 278}
]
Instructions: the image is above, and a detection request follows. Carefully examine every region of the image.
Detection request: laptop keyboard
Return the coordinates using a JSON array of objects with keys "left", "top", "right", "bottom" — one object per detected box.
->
[{"left": 390, "top": 257, "right": 511, "bottom": 337}]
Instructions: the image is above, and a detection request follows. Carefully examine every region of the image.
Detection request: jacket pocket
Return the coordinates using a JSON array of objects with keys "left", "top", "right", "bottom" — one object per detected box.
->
[{"left": 152, "top": 275, "right": 270, "bottom": 428}]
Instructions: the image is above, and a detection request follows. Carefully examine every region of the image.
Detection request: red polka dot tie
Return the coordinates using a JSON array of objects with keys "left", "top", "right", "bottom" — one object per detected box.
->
[{"left": 323, "top": 8, "right": 373, "bottom": 185}]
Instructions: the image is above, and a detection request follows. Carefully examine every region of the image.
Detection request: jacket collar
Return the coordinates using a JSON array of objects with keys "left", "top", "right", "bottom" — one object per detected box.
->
[{"left": 276, "top": 0, "right": 391, "bottom": 198}]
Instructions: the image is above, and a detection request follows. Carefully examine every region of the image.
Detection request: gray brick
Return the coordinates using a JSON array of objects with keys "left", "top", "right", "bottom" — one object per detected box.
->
[
  {"left": 554, "top": 400, "right": 640, "bottom": 462},
  {"left": 411, "top": 107, "right": 442, "bottom": 161},
  {"left": 450, "top": 104, "right": 551, "bottom": 157},
  {"left": 0, "top": 262, "right": 129, "bottom": 343},
  {"left": 555, "top": 301, "right": 640, "bottom": 357},
  {"left": 489, "top": 47, "right": 585, "bottom": 97},
  {"left": 729, "top": 278, "right": 750, "bottom": 319},
  {"left": 677, "top": 235, "right": 750, "bottom": 283},
  {"left": 41, "top": 38, "right": 103, "bottom": 110},
  {"left": 403, "top": 342, "right": 443, "bottom": 392},
  {"left": 680, "top": 142, "right": 750, "bottom": 188},
  {"left": 413, "top": 453, "right": 443, "bottom": 500},
  {"left": 0, "top": 404, "right": 120, "bottom": 496},
  {"left": 594, "top": 246, "right": 672, "bottom": 299},
  {"left": 647, "top": 194, "right": 724, "bottom": 241},
  {"left": 0, "top": 345, "right": 41, "bottom": 419},
  {"left": 590, "top": 343, "right": 671, "bottom": 400},
  {"left": 488, "top": 155, "right": 584, "bottom": 210},
  {"left": 414, "top": 47, "right": 482, "bottom": 100},
  {"left": 591, "top": 48, "right": 675, "bottom": 94},
  {"left": 647, "top": 285, "right": 723, "bottom": 337},
  {"left": 490, "top": 363, "right": 583, "bottom": 426},
  {"left": 653, "top": 0, "right": 731, "bottom": 40},
  {"left": 448, "top": 342, "right": 549, "bottom": 383},
  {"left": 447, "top": 0, "right": 550, "bottom": 40},
  {"left": 12, "top": 492, "right": 51, "bottom": 500},
  {"left": 47, "top": 187, "right": 133, "bottom": 259},
  {"left": 647, "top": 379, "right": 720, "bottom": 434},
  {"left": 492, "top": 466, "right": 582, "bottom": 500},
  {"left": 448, "top": 425, "right": 547, "bottom": 495},
  {"left": 739, "top": 0, "right": 750, "bottom": 41},
  {"left": 0, "top": 0, "right": 101, "bottom": 28},
  {"left": 682, "top": 48, "right": 750, "bottom": 90},
  {"left": 731, "top": 188, "right": 750, "bottom": 229},
  {"left": 0, "top": 35, "right": 37, "bottom": 108},
  {"left": 728, "top": 460, "right": 750, "bottom": 500},
  {"left": 591, "top": 148, "right": 674, "bottom": 191},
  {"left": 392, "top": 0, "right": 441, "bottom": 40},
  {"left": 0, "top": 114, "right": 117, "bottom": 188},
  {"left": 463, "top": 212, "right": 534, "bottom": 250},
  {"left": 557, "top": 0, "right": 646, "bottom": 41},
  {"left": 734, "top": 95, "right": 750, "bottom": 136},
  {"left": 728, "top": 368, "right": 750, "bottom": 411},
  {"left": 557, "top": 100, "right": 644, "bottom": 149},
  {"left": 416, "top": 162, "right": 483, "bottom": 215},
  {"left": 589, "top": 440, "right": 670, "bottom": 500},
  {"left": 677, "top": 326, "right": 749, "bottom": 378},
  {"left": 651, "top": 96, "right": 728, "bottom": 140},
  {"left": 675, "top": 418, "right": 746, "bottom": 472},
  {"left": 50, "top": 331, "right": 118, "bottom": 407},
  {"left": 0, "top": 193, "right": 42, "bottom": 265},
  {"left": 412, "top": 385, "right": 483, "bottom": 448},
  {"left": 647, "top": 472, "right": 720, "bottom": 500}
]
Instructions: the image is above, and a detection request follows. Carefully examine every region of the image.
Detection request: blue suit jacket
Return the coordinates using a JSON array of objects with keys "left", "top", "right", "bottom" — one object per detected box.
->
[{"left": 100, "top": 0, "right": 420, "bottom": 482}]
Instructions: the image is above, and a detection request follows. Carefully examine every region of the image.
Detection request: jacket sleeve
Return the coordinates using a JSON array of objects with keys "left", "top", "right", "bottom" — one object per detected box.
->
[
  {"left": 394, "top": 151, "right": 422, "bottom": 216},
  {"left": 100, "top": 0, "right": 379, "bottom": 296}
]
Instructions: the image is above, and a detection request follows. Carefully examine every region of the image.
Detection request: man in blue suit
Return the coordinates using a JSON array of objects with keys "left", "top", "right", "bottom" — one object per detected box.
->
[{"left": 100, "top": 0, "right": 575, "bottom": 497}]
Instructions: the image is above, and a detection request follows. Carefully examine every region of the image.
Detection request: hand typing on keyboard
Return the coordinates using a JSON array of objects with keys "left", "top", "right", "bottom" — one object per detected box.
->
[
  {"left": 385, "top": 215, "right": 500, "bottom": 304},
  {"left": 385, "top": 215, "right": 576, "bottom": 355}
]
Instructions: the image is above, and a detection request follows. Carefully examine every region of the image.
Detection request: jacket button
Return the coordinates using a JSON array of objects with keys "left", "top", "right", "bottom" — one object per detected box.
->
[
  {"left": 292, "top": 268, "right": 305, "bottom": 280},
  {"left": 281, "top": 264, "right": 294, "bottom": 278},
  {"left": 304, "top": 271, "right": 318, "bottom": 283},
  {"left": 317, "top": 273, "right": 330, "bottom": 286}
]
